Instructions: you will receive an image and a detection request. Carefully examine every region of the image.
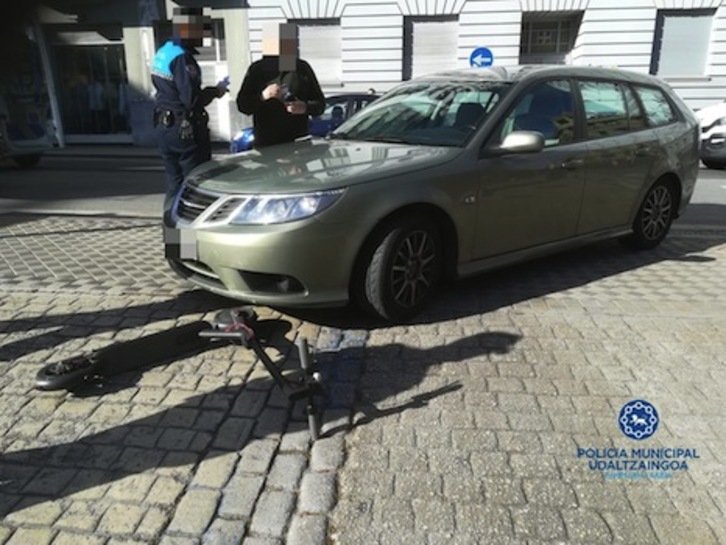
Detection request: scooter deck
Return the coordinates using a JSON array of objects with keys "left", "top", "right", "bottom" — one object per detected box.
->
[{"left": 35, "top": 321, "right": 211, "bottom": 391}]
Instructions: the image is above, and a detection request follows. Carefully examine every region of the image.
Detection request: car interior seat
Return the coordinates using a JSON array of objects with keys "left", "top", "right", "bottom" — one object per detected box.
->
[
  {"left": 514, "top": 88, "right": 574, "bottom": 142},
  {"left": 454, "top": 102, "right": 485, "bottom": 130}
]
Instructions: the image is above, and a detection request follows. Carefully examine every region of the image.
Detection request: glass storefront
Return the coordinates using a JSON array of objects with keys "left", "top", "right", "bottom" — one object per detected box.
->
[{"left": 50, "top": 26, "right": 131, "bottom": 141}]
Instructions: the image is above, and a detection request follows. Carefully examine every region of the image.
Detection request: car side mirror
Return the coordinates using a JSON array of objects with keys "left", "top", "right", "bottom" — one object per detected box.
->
[{"left": 486, "top": 131, "right": 545, "bottom": 157}]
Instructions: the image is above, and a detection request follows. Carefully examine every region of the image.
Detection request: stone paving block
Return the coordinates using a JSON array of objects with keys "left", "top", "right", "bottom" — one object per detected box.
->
[
  {"left": 97, "top": 503, "right": 146, "bottom": 535},
  {"left": 286, "top": 513, "right": 327, "bottom": 545},
  {"left": 561, "top": 508, "right": 613, "bottom": 543},
  {"left": 5, "top": 527, "right": 54, "bottom": 545},
  {"left": 511, "top": 505, "right": 566, "bottom": 541},
  {"left": 52, "top": 532, "right": 106, "bottom": 545},
  {"left": 106, "top": 474, "right": 156, "bottom": 504},
  {"left": 236, "top": 439, "right": 279, "bottom": 475},
  {"left": 248, "top": 489, "right": 296, "bottom": 538},
  {"left": 601, "top": 511, "right": 659, "bottom": 544},
  {"left": 135, "top": 506, "right": 170, "bottom": 542},
  {"left": 202, "top": 517, "right": 246, "bottom": 545},
  {"left": 299, "top": 471, "right": 336, "bottom": 514},
  {"left": 166, "top": 488, "right": 220, "bottom": 536},
  {"left": 219, "top": 474, "right": 265, "bottom": 520},
  {"left": 192, "top": 451, "right": 238, "bottom": 489},
  {"left": 212, "top": 418, "right": 254, "bottom": 451},
  {"left": 470, "top": 452, "right": 511, "bottom": 477},
  {"left": 310, "top": 435, "right": 344, "bottom": 471},
  {"left": 454, "top": 503, "right": 514, "bottom": 538},
  {"left": 394, "top": 472, "right": 442, "bottom": 500},
  {"left": 650, "top": 514, "right": 720, "bottom": 545},
  {"left": 266, "top": 453, "right": 306, "bottom": 491},
  {"left": 4, "top": 498, "right": 62, "bottom": 526},
  {"left": 522, "top": 478, "right": 578, "bottom": 508},
  {"left": 338, "top": 470, "right": 394, "bottom": 500},
  {"left": 145, "top": 476, "right": 186, "bottom": 507},
  {"left": 240, "top": 537, "right": 282, "bottom": 545},
  {"left": 20, "top": 468, "right": 77, "bottom": 496}
]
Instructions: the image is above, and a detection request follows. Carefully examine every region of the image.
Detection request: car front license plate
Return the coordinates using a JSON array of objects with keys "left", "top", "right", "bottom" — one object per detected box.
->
[{"left": 163, "top": 226, "right": 198, "bottom": 260}]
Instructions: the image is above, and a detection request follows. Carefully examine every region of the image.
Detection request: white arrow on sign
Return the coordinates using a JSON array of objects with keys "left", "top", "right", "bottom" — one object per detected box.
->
[{"left": 472, "top": 53, "right": 493, "bottom": 67}]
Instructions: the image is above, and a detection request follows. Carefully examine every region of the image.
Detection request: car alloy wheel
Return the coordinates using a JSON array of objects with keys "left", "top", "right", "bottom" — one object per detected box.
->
[
  {"left": 361, "top": 215, "right": 443, "bottom": 322},
  {"left": 621, "top": 179, "right": 676, "bottom": 250}
]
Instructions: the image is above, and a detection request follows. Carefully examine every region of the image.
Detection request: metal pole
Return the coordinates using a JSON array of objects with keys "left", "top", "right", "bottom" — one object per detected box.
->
[{"left": 33, "top": 16, "right": 64, "bottom": 148}]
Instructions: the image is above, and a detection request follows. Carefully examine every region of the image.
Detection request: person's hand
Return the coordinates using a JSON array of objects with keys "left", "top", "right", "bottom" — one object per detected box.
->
[
  {"left": 216, "top": 85, "right": 229, "bottom": 98},
  {"left": 285, "top": 100, "right": 307, "bottom": 115},
  {"left": 262, "top": 83, "right": 282, "bottom": 101}
]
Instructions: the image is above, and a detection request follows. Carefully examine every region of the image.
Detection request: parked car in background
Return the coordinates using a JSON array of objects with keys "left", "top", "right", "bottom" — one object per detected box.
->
[
  {"left": 695, "top": 100, "right": 726, "bottom": 169},
  {"left": 230, "top": 92, "right": 379, "bottom": 153},
  {"left": 166, "top": 65, "right": 698, "bottom": 322}
]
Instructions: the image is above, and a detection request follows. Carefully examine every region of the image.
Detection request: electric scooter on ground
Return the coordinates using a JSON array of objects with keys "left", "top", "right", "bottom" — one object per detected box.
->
[{"left": 35, "top": 307, "right": 326, "bottom": 440}]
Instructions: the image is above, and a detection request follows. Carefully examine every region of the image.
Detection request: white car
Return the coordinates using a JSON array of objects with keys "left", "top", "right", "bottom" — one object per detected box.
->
[{"left": 695, "top": 100, "right": 726, "bottom": 169}]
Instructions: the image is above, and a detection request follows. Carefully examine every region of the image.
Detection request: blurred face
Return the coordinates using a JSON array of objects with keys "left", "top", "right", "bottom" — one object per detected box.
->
[
  {"left": 172, "top": 9, "right": 210, "bottom": 48},
  {"left": 262, "top": 22, "right": 298, "bottom": 71}
]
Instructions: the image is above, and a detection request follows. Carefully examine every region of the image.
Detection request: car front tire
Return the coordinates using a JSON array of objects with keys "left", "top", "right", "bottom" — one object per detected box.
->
[
  {"left": 620, "top": 179, "right": 677, "bottom": 250},
  {"left": 359, "top": 215, "right": 443, "bottom": 322}
]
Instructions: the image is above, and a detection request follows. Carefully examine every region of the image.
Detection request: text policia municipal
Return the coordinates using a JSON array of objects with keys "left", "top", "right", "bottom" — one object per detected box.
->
[{"left": 578, "top": 447, "right": 700, "bottom": 471}]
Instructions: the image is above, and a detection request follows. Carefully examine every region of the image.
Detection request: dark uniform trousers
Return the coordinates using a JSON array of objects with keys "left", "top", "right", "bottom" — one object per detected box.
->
[{"left": 156, "top": 112, "right": 211, "bottom": 212}]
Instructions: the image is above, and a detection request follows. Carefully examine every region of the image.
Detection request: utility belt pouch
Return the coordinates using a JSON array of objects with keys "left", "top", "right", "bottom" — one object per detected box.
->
[
  {"left": 179, "top": 118, "right": 194, "bottom": 140},
  {"left": 153, "top": 110, "right": 175, "bottom": 128}
]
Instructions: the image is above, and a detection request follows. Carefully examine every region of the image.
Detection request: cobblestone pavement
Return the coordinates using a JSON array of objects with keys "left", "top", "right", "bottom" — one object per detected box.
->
[{"left": 0, "top": 214, "right": 725, "bottom": 545}]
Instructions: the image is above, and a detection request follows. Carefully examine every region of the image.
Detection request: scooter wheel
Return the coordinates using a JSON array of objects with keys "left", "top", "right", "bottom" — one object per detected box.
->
[
  {"left": 212, "top": 307, "right": 258, "bottom": 329},
  {"left": 35, "top": 353, "right": 100, "bottom": 391}
]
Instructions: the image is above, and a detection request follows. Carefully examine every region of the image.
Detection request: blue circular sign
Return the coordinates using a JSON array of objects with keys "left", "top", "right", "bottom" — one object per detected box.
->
[
  {"left": 618, "top": 399, "right": 659, "bottom": 441},
  {"left": 470, "top": 47, "right": 494, "bottom": 68}
]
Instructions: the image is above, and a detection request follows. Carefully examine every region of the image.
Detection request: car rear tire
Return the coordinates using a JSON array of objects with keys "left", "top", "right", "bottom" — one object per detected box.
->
[
  {"left": 701, "top": 159, "right": 725, "bottom": 170},
  {"left": 620, "top": 179, "right": 677, "bottom": 250},
  {"left": 358, "top": 215, "right": 443, "bottom": 322},
  {"left": 13, "top": 154, "right": 42, "bottom": 169}
]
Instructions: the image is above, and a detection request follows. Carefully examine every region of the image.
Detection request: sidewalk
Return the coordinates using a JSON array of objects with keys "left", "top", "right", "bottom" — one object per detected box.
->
[{"left": 0, "top": 213, "right": 725, "bottom": 544}]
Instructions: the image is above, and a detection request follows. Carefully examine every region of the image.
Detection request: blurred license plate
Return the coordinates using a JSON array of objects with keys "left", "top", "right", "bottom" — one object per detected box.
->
[{"left": 163, "top": 226, "right": 198, "bottom": 260}]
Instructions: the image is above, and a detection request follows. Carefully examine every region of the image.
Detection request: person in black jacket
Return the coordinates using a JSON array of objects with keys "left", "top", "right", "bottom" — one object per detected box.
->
[
  {"left": 236, "top": 23, "right": 325, "bottom": 148},
  {"left": 152, "top": 7, "right": 228, "bottom": 212}
]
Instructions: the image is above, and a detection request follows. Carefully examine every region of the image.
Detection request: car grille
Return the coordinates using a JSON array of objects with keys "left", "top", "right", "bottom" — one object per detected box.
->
[
  {"left": 176, "top": 185, "right": 219, "bottom": 222},
  {"left": 208, "top": 197, "right": 246, "bottom": 222}
]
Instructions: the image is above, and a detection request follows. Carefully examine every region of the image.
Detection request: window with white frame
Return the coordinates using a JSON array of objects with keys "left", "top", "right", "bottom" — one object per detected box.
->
[
  {"left": 292, "top": 19, "right": 342, "bottom": 86},
  {"left": 403, "top": 16, "right": 459, "bottom": 81},
  {"left": 650, "top": 9, "right": 715, "bottom": 77},
  {"left": 520, "top": 12, "right": 582, "bottom": 65}
]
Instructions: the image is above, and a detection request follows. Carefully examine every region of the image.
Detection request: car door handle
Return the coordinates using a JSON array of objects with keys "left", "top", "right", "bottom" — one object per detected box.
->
[{"left": 561, "top": 159, "right": 584, "bottom": 170}]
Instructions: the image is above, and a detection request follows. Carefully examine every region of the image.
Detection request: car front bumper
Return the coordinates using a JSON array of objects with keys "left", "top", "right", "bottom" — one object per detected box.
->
[
  {"left": 164, "top": 215, "right": 357, "bottom": 308},
  {"left": 700, "top": 134, "right": 726, "bottom": 163}
]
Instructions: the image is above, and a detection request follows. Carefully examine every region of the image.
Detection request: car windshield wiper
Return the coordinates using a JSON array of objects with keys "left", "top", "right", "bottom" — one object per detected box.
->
[
  {"left": 360, "top": 135, "right": 417, "bottom": 145},
  {"left": 328, "top": 132, "right": 353, "bottom": 140}
]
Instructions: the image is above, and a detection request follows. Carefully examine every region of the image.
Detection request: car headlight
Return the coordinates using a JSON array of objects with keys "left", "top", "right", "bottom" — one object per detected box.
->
[{"left": 229, "top": 189, "right": 344, "bottom": 225}]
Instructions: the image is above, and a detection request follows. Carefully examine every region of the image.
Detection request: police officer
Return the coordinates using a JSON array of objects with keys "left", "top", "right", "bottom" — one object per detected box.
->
[{"left": 152, "top": 7, "right": 227, "bottom": 213}]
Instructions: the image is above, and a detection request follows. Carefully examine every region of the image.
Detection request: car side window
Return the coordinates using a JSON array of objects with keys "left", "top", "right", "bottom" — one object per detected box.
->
[
  {"left": 579, "top": 80, "right": 630, "bottom": 139},
  {"left": 495, "top": 80, "right": 576, "bottom": 148},
  {"left": 317, "top": 97, "right": 348, "bottom": 121},
  {"left": 634, "top": 85, "right": 677, "bottom": 127}
]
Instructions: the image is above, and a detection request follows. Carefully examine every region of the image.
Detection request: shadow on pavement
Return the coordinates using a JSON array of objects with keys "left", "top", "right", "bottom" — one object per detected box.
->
[
  {"left": 0, "top": 290, "right": 237, "bottom": 362},
  {"left": 284, "top": 230, "right": 725, "bottom": 329},
  {"left": 0, "top": 323, "right": 520, "bottom": 518}
]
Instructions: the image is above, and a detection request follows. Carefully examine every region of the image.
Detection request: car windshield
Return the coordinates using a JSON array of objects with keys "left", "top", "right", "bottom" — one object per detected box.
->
[{"left": 330, "top": 80, "right": 510, "bottom": 146}]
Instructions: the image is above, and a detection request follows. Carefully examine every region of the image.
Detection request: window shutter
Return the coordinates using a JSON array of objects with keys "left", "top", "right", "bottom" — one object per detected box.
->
[
  {"left": 411, "top": 19, "right": 458, "bottom": 79},
  {"left": 298, "top": 24, "right": 342, "bottom": 86}
]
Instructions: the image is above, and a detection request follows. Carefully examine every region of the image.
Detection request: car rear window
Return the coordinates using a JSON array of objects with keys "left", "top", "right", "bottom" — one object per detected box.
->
[{"left": 634, "top": 85, "right": 678, "bottom": 127}]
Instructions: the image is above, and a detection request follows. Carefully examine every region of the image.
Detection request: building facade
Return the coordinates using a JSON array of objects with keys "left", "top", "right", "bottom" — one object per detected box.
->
[{"left": 32, "top": 0, "right": 726, "bottom": 146}]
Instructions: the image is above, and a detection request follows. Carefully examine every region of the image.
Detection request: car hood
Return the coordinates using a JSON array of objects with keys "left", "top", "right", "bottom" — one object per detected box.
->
[
  {"left": 695, "top": 101, "right": 726, "bottom": 125},
  {"left": 187, "top": 139, "right": 461, "bottom": 194}
]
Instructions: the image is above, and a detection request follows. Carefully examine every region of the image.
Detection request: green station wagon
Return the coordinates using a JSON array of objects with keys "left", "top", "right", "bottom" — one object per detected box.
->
[{"left": 164, "top": 65, "right": 699, "bottom": 321}]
